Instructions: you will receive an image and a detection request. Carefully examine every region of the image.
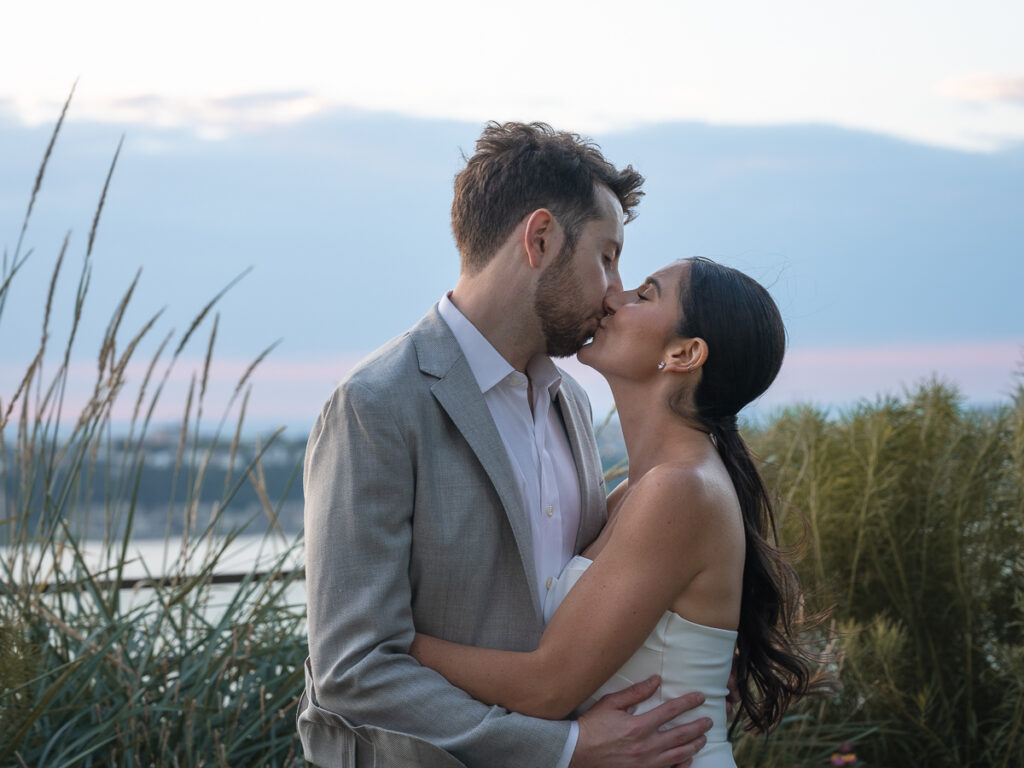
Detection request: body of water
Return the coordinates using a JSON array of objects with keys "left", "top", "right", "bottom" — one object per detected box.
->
[{"left": 2, "top": 534, "right": 308, "bottom": 616}]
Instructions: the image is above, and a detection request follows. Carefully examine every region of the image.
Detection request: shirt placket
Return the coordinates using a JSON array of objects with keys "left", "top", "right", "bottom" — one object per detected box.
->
[{"left": 533, "top": 388, "right": 561, "bottom": 596}]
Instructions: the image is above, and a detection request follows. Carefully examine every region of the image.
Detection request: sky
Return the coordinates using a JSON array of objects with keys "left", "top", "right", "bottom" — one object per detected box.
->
[
  {"left": 2, "top": 0, "right": 1023, "bottom": 433},
  {"left": 6, "top": 0, "right": 1024, "bottom": 150}
]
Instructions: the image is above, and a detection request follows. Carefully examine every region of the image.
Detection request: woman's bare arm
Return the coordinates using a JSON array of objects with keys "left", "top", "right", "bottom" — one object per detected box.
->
[{"left": 409, "top": 464, "right": 723, "bottom": 718}]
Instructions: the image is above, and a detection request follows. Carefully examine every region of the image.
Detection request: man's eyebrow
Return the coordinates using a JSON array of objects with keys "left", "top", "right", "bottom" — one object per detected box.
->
[{"left": 644, "top": 277, "right": 662, "bottom": 296}]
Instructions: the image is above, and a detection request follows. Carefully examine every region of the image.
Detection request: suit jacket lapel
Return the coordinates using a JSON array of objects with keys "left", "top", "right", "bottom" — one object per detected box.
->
[{"left": 413, "top": 308, "right": 542, "bottom": 619}]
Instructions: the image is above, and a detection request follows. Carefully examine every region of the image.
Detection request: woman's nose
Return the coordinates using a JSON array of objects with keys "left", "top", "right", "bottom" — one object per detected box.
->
[{"left": 603, "top": 290, "right": 627, "bottom": 313}]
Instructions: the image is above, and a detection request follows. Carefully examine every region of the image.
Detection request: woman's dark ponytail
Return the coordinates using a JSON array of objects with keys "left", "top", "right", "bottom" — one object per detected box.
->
[{"left": 674, "top": 258, "right": 825, "bottom": 733}]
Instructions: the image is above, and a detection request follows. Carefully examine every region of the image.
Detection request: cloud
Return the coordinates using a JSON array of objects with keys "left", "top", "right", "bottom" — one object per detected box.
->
[
  {"left": 12, "top": 90, "right": 331, "bottom": 142},
  {"left": 940, "top": 75, "right": 1024, "bottom": 107},
  {"left": 208, "top": 91, "right": 313, "bottom": 111},
  {"left": 113, "top": 94, "right": 165, "bottom": 109}
]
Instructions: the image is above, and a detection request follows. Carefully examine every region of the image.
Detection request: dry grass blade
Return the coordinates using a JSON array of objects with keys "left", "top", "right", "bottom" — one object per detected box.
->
[
  {"left": 112, "top": 307, "right": 165, "bottom": 386},
  {"left": 127, "top": 329, "right": 172, "bottom": 436},
  {"left": 63, "top": 248, "right": 92, "bottom": 368},
  {"left": 603, "top": 458, "right": 628, "bottom": 484},
  {"left": 173, "top": 267, "right": 252, "bottom": 359},
  {"left": 594, "top": 405, "right": 618, "bottom": 439},
  {"left": 246, "top": 429, "right": 288, "bottom": 539},
  {"left": 0, "top": 236, "right": 71, "bottom": 432},
  {"left": 233, "top": 339, "right": 282, "bottom": 399},
  {"left": 2, "top": 348, "right": 42, "bottom": 434},
  {"left": 98, "top": 268, "right": 142, "bottom": 378},
  {"left": 200, "top": 313, "right": 219, "bottom": 405},
  {"left": 223, "top": 387, "right": 250, "bottom": 498},
  {"left": 172, "top": 373, "right": 197, "bottom": 550},
  {"left": 39, "top": 234, "right": 69, "bottom": 355},
  {"left": 86, "top": 134, "right": 123, "bottom": 259},
  {"left": 0, "top": 251, "right": 31, "bottom": 316},
  {"left": 15, "top": 82, "right": 76, "bottom": 260}
]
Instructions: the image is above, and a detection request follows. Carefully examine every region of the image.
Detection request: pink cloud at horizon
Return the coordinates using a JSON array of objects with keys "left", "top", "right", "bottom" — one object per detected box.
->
[
  {"left": 1, "top": 342, "right": 1019, "bottom": 432},
  {"left": 765, "top": 341, "right": 1021, "bottom": 407},
  {"left": 939, "top": 74, "right": 1024, "bottom": 105},
  {"left": 557, "top": 341, "right": 1022, "bottom": 417}
]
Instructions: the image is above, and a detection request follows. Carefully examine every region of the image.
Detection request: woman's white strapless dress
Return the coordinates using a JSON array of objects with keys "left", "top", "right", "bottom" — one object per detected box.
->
[{"left": 543, "top": 555, "right": 738, "bottom": 768}]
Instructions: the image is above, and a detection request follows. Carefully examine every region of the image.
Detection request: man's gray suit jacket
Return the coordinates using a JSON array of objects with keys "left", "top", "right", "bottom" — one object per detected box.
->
[{"left": 297, "top": 306, "right": 608, "bottom": 767}]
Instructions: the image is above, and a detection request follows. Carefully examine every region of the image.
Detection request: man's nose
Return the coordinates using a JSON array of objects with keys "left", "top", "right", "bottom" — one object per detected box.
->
[{"left": 606, "top": 267, "right": 623, "bottom": 295}]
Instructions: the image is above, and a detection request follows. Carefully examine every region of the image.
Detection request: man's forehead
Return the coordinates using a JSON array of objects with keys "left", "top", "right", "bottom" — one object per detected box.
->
[{"left": 594, "top": 183, "right": 624, "bottom": 217}]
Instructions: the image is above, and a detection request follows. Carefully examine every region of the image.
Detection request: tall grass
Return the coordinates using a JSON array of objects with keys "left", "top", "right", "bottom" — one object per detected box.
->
[
  {"left": 0, "top": 94, "right": 307, "bottom": 767},
  {"left": 733, "top": 380, "right": 1024, "bottom": 767}
]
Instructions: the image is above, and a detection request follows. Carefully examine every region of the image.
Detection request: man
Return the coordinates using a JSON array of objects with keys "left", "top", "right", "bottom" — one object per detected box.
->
[{"left": 298, "top": 122, "right": 712, "bottom": 767}]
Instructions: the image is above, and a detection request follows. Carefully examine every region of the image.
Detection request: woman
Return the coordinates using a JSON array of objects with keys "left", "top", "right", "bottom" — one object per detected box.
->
[{"left": 410, "top": 257, "right": 819, "bottom": 767}]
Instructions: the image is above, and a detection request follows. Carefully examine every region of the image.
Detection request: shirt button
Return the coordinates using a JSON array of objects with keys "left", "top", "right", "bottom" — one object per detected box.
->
[
  {"left": 545, "top": 577, "right": 553, "bottom": 590},
  {"left": 545, "top": 505, "right": 553, "bottom": 517}
]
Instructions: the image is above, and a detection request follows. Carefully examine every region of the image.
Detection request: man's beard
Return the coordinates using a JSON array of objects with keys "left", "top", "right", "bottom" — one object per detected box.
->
[{"left": 534, "top": 241, "right": 594, "bottom": 358}]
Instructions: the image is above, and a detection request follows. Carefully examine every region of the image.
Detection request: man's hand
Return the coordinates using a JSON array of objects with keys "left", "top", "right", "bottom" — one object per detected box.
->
[{"left": 570, "top": 676, "right": 712, "bottom": 768}]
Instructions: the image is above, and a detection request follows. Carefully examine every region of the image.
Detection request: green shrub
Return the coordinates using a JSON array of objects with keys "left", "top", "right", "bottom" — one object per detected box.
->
[{"left": 735, "top": 380, "right": 1024, "bottom": 767}]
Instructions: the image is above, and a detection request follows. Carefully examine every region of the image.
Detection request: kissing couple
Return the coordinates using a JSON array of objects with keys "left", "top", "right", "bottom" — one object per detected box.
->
[{"left": 298, "top": 122, "right": 822, "bottom": 767}]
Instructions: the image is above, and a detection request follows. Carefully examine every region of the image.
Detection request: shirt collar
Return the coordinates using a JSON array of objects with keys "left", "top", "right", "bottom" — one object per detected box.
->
[
  {"left": 526, "top": 353, "right": 563, "bottom": 400},
  {"left": 438, "top": 293, "right": 563, "bottom": 399}
]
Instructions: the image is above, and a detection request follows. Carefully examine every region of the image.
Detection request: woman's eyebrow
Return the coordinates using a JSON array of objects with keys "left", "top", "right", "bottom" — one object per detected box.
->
[{"left": 643, "top": 277, "right": 662, "bottom": 297}]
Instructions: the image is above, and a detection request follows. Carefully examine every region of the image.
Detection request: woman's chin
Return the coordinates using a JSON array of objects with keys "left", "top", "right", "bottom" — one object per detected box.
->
[{"left": 576, "top": 340, "right": 601, "bottom": 371}]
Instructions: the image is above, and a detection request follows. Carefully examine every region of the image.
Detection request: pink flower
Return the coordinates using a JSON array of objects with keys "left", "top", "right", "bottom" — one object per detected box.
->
[{"left": 830, "top": 749, "right": 858, "bottom": 766}]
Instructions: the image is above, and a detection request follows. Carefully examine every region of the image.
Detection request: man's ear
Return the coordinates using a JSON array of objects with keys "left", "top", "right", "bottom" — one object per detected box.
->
[
  {"left": 662, "top": 337, "right": 708, "bottom": 373},
  {"left": 524, "top": 208, "right": 560, "bottom": 269}
]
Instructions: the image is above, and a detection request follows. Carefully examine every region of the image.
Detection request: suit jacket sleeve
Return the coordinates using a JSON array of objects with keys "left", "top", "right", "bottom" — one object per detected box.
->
[{"left": 302, "top": 378, "right": 571, "bottom": 768}]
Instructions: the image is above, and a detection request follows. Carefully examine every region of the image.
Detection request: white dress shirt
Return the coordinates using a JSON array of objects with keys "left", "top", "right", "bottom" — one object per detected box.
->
[
  {"left": 438, "top": 294, "right": 582, "bottom": 605},
  {"left": 438, "top": 294, "right": 583, "bottom": 766}
]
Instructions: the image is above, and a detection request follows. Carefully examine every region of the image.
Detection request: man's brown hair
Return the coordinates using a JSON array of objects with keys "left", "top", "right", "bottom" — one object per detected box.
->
[{"left": 451, "top": 122, "right": 644, "bottom": 273}]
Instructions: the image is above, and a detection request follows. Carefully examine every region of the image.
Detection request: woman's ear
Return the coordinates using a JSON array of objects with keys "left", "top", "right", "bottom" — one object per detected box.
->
[{"left": 662, "top": 337, "right": 708, "bottom": 373}]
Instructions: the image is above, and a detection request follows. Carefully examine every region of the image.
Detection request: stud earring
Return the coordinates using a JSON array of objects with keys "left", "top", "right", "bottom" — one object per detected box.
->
[{"left": 657, "top": 361, "right": 666, "bottom": 370}]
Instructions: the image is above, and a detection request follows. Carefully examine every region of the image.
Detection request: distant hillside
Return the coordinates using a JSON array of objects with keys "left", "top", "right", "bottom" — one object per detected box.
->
[
  {"left": 2, "top": 109, "right": 1020, "bottom": 362},
  {"left": 2, "top": 108, "right": 1020, "bottom": 435}
]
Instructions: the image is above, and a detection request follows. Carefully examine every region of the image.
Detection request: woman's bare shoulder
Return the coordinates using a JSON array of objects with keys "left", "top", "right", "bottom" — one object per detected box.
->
[
  {"left": 619, "top": 461, "right": 738, "bottom": 537},
  {"left": 589, "top": 461, "right": 741, "bottom": 606}
]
